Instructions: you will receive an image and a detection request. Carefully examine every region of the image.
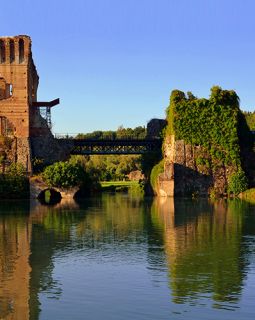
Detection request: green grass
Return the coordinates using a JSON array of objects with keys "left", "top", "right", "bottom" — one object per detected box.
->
[
  {"left": 100, "top": 180, "right": 144, "bottom": 196},
  {"left": 100, "top": 181, "right": 139, "bottom": 188}
]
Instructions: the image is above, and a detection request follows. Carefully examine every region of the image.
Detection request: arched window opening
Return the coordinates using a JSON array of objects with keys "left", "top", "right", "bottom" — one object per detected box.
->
[
  {"left": 0, "top": 40, "right": 6, "bottom": 64},
  {"left": 0, "top": 116, "right": 14, "bottom": 136},
  {"left": 19, "top": 39, "right": 24, "bottom": 63},
  {"left": 9, "top": 84, "right": 13, "bottom": 97},
  {"left": 10, "top": 40, "right": 15, "bottom": 63}
]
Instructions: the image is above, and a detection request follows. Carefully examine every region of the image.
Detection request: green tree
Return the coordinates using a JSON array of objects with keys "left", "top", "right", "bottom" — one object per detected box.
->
[{"left": 42, "top": 161, "right": 90, "bottom": 188}]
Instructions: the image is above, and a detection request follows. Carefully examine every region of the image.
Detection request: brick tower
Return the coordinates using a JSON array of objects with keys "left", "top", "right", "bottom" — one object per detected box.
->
[{"left": 0, "top": 35, "right": 59, "bottom": 171}]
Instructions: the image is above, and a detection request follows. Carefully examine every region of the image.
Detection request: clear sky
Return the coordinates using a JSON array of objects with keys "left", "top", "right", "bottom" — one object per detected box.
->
[{"left": 1, "top": 0, "right": 255, "bottom": 133}]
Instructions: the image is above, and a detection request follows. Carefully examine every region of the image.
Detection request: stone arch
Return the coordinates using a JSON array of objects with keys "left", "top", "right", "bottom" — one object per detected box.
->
[
  {"left": 19, "top": 38, "right": 24, "bottom": 63},
  {"left": 37, "top": 188, "right": 62, "bottom": 205},
  {"left": 9, "top": 39, "right": 15, "bottom": 63},
  {"left": 0, "top": 40, "right": 6, "bottom": 64}
]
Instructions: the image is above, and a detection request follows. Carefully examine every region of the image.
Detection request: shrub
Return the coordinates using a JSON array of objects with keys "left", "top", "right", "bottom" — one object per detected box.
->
[
  {"left": 0, "top": 163, "right": 29, "bottom": 198},
  {"left": 150, "top": 160, "right": 164, "bottom": 190},
  {"left": 42, "top": 161, "right": 89, "bottom": 188},
  {"left": 228, "top": 170, "right": 248, "bottom": 195}
]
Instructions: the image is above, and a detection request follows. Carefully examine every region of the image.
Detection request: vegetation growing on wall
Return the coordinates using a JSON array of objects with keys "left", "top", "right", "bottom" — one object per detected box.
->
[
  {"left": 0, "top": 163, "right": 29, "bottom": 198},
  {"left": 150, "top": 86, "right": 251, "bottom": 196},
  {"left": 150, "top": 159, "right": 164, "bottom": 190},
  {"left": 228, "top": 169, "right": 248, "bottom": 195},
  {"left": 166, "top": 86, "right": 246, "bottom": 166}
]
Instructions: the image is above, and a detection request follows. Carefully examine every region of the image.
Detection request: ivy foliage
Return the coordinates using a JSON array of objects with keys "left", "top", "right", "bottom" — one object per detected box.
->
[
  {"left": 228, "top": 169, "right": 248, "bottom": 195},
  {"left": 166, "top": 86, "right": 246, "bottom": 166},
  {"left": 150, "top": 160, "right": 164, "bottom": 190}
]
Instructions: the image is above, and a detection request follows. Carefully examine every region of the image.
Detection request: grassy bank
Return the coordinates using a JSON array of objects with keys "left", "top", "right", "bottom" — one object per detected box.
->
[
  {"left": 100, "top": 181, "right": 139, "bottom": 187},
  {"left": 100, "top": 181, "right": 144, "bottom": 195}
]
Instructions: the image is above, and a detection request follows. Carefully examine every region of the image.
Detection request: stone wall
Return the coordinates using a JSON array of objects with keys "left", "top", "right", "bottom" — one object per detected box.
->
[
  {"left": 16, "top": 138, "right": 32, "bottom": 172},
  {"left": 31, "top": 134, "right": 74, "bottom": 166},
  {"left": 158, "top": 134, "right": 238, "bottom": 197},
  {"left": 147, "top": 118, "right": 167, "bottom": 138}
]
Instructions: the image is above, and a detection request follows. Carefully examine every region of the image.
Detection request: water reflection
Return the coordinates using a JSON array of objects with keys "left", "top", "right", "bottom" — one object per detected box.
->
[
  {"left": 150, "top": 198, "right": 254, "bottom": 309},
  {"left": 0, "top": 201, "right": 31, "bottom": 320},
  {"left": 0, "top": 196, "right": 254, "bottom": 319}
]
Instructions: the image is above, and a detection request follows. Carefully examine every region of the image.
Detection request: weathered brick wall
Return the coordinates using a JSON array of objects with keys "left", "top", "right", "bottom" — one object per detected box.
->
[
  {"left": 0, "top": 35, "right": 55, "bottom": 170},
  {"left": 0, "top": 36, "right": 33, "bottom": 138}
]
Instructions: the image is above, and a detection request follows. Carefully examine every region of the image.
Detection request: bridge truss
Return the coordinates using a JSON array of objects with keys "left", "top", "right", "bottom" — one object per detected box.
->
[{"left": 58, "top": 138, "right": 162, "bottom": 155}]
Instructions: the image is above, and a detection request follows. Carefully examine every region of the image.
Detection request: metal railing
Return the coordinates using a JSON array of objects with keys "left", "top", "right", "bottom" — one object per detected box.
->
[{"left": 54, "top": 133, "right": 157, "bottom": 140}]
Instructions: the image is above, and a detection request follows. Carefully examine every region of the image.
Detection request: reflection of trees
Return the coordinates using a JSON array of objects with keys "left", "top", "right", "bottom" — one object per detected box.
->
[
  {"left": 29, "top": 199, "right": 87, "bottom": 319},
  {"left": 75, "top": 195, "right": 146, "bottom": 242},
  {"left": 150, "top": 198, "right": 251, "bottom": 306},
  {"left": 1, "top": 196, "right": 254, "bottom": 319},
  {"left": 28, "top": 194, "right": 148, "bottom": 319},
  {"left": 0, "top": 201, "right": 31, "bottom": 320}
]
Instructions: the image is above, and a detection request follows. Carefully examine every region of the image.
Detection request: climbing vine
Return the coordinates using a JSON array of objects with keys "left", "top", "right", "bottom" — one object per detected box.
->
[{"left": 165, "top": 86, "right": 247, "bottom": 166}]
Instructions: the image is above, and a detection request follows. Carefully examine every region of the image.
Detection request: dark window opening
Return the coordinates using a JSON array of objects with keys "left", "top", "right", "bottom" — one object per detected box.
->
[
  {"left": 10, "top": 40, "right": 15, "bottom": 63},
  {"left": 19, "top": 39, "right": 24, "bottom": 63},
  {"left": 0, "top": 40, "right": 6, "bottom": 63}
]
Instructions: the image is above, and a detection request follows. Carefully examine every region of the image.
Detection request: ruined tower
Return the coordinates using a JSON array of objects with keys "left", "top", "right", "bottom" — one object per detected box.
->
[{"left": 0, "top": 35, "right": 59, "bottom": 171}]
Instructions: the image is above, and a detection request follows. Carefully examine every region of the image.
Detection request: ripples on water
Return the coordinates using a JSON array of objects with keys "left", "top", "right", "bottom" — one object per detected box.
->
[{"left": 0, "top": 195, "right": 255, "bottom": 319}]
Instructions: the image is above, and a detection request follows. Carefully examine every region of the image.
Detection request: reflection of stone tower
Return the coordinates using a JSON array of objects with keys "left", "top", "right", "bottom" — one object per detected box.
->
[
  {"left": 0, "top": 35, "right": 59, "bottom": 171},
  {"left": 0, "top": 216, "right": 31, "bottom": 320}
]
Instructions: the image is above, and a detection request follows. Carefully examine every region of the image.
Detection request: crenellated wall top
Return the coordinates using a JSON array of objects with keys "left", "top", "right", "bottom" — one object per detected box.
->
[{"left": 0, "top": 35, "right": 32, "bottom": 65}]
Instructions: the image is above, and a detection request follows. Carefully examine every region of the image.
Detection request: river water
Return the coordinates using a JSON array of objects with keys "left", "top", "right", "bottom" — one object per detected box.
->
[{"left": 0, "top": 194, "right": 255, "bottom": 320}]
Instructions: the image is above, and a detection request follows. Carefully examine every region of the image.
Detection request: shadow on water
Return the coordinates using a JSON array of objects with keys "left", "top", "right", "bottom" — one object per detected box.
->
[{"left": 0, "top": 196, "right": 255, "bottom": 319}]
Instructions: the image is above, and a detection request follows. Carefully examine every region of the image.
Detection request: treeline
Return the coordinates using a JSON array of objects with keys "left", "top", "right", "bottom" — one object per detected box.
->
[
  {"left": 41, "top": 155, "right": 142, "bottom": 193},
  {"left": 76, "top": 125, "right": 146, "bottom": 139},
  {"left": 74, "top": 126, "right": 146, "bottom": 181},
  {"left": 83, "top": 155, "right": 142, "bottom": 181},
  {"left": 243, "top": 111, "right": 255, "bottom": 131}
]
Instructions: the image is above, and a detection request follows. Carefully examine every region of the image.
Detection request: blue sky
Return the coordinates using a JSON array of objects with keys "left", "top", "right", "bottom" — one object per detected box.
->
[{"left": 1, "top": 0, "right": 255, "bottom": 133}]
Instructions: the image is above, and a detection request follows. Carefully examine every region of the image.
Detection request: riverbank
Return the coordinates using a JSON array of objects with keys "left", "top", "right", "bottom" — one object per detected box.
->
[
  {"left": 100, "top": 180, "right": 145, "bottom": 195},
  {"left": 239, "top": 188, "right": 255, "bottom": 204}
]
